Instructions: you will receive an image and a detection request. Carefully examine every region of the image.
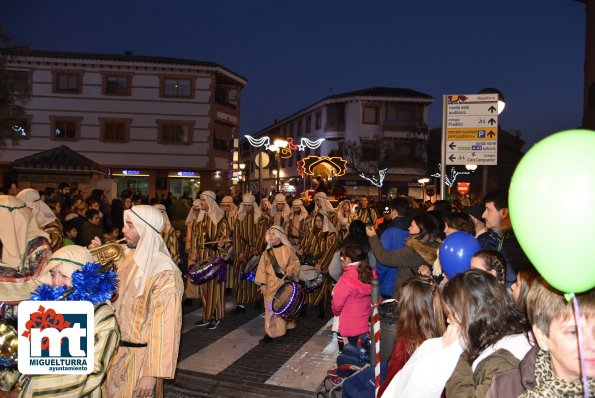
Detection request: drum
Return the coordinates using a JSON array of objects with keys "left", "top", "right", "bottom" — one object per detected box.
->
[
  {"left": 272, "top": 281, "right": 304, "bottom": 321},
  {"left": 240, "top": 254, "right": 261, "bottom": 282},
  {"left": 189, "top": 257, "right": 227, "bottom": 285},
  {"left": 299, "top": 265, "right": 324, "bottom": 293}
]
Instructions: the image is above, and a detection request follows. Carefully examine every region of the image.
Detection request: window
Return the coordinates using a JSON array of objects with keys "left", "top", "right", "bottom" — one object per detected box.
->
[
  {"left": 297, "top": 120, "right": 302, "bottom": 135},
  {"left": 100, "top": 119, "right": 131, "bottom": 142},
  {"left": 214, "top": 138, "right": 229, "bottom": 151},
  {"left": 362, "top": 140, "right": 379, "bottom": 161},
  {"left": 305, "top": 115, "right": 312, "bottom": 133},
  {"left": 50, "top": 117, "right": 82, "bottom": 140},
  {"left": 363, "top": 105, "right": 379, "bottom": 124},
  {"left": 104, "top": 75, "right": 131, "bottom": 96},
  {"left": 315, "top": 111, "right": 322, "bottom": 129},
  {"left": 157, "top": 121, "right": 193, "bottom": 144},
  {"left": 53, "top": 71, "right": 82, "bottom": 93},
  {"left": 386, "top": 102, "right": 424, "bottom": 126},
  {"left": 6, "top": 70, "right": 30, "bottom": 92},
  {"left": 161, "top": 77, "right": 193, "bottom": 98}
]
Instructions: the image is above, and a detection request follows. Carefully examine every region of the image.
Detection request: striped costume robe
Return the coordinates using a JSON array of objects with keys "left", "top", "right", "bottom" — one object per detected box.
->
[
  {"left": 254, "top": 245, "right": 301, "bottom": 338},
  {"left": 285, "top": 215, "right": 307, "bottom": 250},
  {"left": 222, "top": 212, "right": 237, "bottom": 290},
  {"left": 188, "top": 215, "right": 229, "bottom": 320},
  {"left": 355, "top": 206, "right": 378, "bottom": 226},
  {"left": 20, "top": 302, "right": 119, "bottom": 397},
  {"left": 300, "top": 229, "right": 338, "bottom": 305},
  {"left": 232, "top": 213, "right": 268, "bottom": 305},
  {"left": 163, "top": 226, "right": 180, "bottom": 266},
  {"left": 43, "top": 218, "right": 64, "bottom": 252},
  {"left": 337, "top": 210, "right": 356, "bottom": 242},
  {"left": 104, "top": 252, "right": 183, "bottom": 398}
]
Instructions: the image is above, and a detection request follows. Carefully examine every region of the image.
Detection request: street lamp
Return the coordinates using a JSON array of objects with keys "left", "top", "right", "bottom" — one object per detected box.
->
[
  {"left": 418, "top": 177, "right": 430, "bottom": 203},
  {"left": 465, "top": 164, "right": 477, "bottom": 171},
  {"left": 239, "top": 163, "right": 246, "bottom": 192}
]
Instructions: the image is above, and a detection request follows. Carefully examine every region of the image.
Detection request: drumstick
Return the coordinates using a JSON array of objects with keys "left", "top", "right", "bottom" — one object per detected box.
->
[{"left": 201, "top": 239, "right": 232, "bottom": 245}]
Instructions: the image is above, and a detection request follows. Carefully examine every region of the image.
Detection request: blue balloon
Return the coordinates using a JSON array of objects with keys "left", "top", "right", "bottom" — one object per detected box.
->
[{"left": 440, "top": 232, "right": 481, "bottom": 279}]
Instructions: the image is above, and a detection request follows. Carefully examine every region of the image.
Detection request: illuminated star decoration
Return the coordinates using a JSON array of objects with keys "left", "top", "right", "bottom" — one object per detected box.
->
[
  {"left": 245, "top": 135, "right": 325, "bottom": 155},
  {"left": 359, "top": 169, "right": 388, "bottom": 187},
  {"left": 431, "top": 164, "right": 471, "bottom": 187}
]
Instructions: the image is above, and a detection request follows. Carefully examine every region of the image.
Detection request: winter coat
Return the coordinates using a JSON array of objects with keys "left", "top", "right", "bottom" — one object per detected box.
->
[
  {"left": 369, "top": 234, "right": 440, "bottom": 298},
  {"left": 331, "top": 263, "right": 372, "bottom": 337},
  {"left": 446, "top": 333, "right": 533, "bottom": 398},
  {"left": 486, "top": 346, "right": 538, "bottom": 398},
  {"left": 376, "top": 217, "right": 410, "bottom": 298}
]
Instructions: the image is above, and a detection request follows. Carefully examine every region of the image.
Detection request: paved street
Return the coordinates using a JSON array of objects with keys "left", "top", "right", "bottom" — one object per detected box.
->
[{"left": 165, "top": 299, "right": 338, "bottom": 397}]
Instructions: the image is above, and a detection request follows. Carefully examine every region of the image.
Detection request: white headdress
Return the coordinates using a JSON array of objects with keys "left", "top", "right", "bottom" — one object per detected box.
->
[
  {"left": 16, "top": 188, "right": 57, "bottom": 228},
  {"left": 124, "top": 205, "right": 180, "bottom": 297},
  {"left": 185, "top": 199, "right": 201, "bottom": 225},
  {"left": 265, "top": 225, "right": 293, "bottom": 249},
  {"left": 0, "top": 195, "right": 49, "bottom": 269},
  {"left": 196, "top": 191, "right": 224, "bottom": 225},
  {"left": 153, "top": 203, "right": 172, "bottom": 234},
  {"left": 270, "top": 193, "right": 290, "bottom": 220},
  {"left": 237, "top": 193, "right": 262, "bottom": 224}
]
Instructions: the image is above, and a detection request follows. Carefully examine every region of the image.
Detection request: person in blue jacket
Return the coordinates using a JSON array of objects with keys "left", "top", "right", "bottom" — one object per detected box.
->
[{"left": 376, "top": 197, "right": 411, "bottom": 299}]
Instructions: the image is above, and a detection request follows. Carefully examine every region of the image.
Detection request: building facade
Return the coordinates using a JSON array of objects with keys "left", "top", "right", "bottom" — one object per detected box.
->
[
  {"left": 240, "top": 87, "right": 433, "bottom": 198},
  {"left": 1, "top": 49, "right": 246, "bottom": 199},
  {"left": 580, "top": 0, "right": 595, "bottom": 130}
]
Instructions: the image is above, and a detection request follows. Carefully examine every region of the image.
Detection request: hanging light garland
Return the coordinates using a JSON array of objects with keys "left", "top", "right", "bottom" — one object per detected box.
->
[
  {"left": 431, "top": 164, "right": 472, "bottom": 187},
  {"left": 359, "top": 168, "right": 388, "bottom": 188},
  {"left": 245, "top": 135, "right": 325, "bottom": 158}
]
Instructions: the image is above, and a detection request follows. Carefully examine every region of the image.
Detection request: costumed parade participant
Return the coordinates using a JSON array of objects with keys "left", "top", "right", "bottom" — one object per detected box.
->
[
  {"left": 307, "top": 192, "right": 338, "bottom": 229},
  {"left": 219, "top": 196, "right": 237, "bottom": 290},
  {"left": 254, "top": 226, "right": 301, "bottom": 342},
  {"left": 233, "top": 194, "right": 268, "bottom": 311},
  {"left": 10, "top": 245, "right": 120, "bottom": 397},
  {"left": 270, "top": 193, "right": 290, "bottom": 228},
  {"left": 16, "top": 188, "right": 63, "bottom": 252},
  {"left": 299, "top": 211, "right": 338, "bottom": 311},
  {"left": 104, "top": 205, "right": 183, "bottom": 398},
  {"left": 154, "top": 204, "right": 179, "bottom": 266},
  {"left": 355, "top": 195, "right": 378, "bottom": 226},
  {"left": 184, "top": 199, "right": 201, "bottom": 300},
  {"left": 188, "top": 192, "right": 229, "bottom": 328},
  {"left": 285, "top": 198, "right": 309, "bottom": 250},
  {"left": 0, "top": 196, "right": 52, "bottom": 311},
  {"left": 260, "top": 198, "right": 272, "bottom": 222},
  {"left": 336, "top": 199, "right": 355, "bottom": 242}
]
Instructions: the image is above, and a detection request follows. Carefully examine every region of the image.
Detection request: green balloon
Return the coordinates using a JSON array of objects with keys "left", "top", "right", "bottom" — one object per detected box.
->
[{"left": 509, "top": 129, "right": 595, "bottom": 293}]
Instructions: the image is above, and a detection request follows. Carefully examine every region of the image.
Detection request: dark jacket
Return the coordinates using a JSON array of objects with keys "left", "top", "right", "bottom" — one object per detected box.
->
[
  {"left": 477, "top": 230, "right": 498, "bottom": 250},
  {"left": 369, "top": 234, "right": 439, "bottom": 298},
  {"left": 498, "top": 228, "right": 531, "bottom": 287},
  {"left": 486, "top": 346, "right": 537, "bottom": 398}
]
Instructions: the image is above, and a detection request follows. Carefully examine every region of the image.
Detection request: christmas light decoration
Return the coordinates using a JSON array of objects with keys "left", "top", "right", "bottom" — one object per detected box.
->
[
  {"left": 245, "top": 135, "right": 325, "bottom": 158},
  {"left": 431, "top": 164, "right": 471, "bottom": 187},
  {"left": 359, "top": 168, "right": 387, "bottom": 187}
]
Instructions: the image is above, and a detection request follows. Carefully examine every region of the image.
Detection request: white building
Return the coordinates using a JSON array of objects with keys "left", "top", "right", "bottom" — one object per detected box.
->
[
  {"left": 0, "top": 49, "right": 246, "bottom": 199},
  {"left": 240, "top": 87, "right": 433, "bottom": 197}
]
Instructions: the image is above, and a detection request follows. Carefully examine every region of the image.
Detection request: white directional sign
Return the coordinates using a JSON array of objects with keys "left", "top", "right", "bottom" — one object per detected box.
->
[{"left": 445, "top": 94, "right": 499, "bottom": 165}]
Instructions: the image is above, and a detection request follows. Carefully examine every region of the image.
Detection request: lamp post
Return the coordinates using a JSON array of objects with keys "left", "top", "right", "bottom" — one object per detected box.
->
[
  {"left": 418, "top": 177, "right": 430, "bottom": 204},
  {"left": 239, "top": 163, "right": 246, "bottom": 193}
]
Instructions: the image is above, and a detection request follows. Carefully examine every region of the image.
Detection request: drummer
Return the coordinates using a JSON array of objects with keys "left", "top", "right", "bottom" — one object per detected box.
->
[
  {"left": 299, "top": 212, "right": 338, "bottom": 317},
  {"left": 232, "top": 194, "right": 269, "bottom": 312},
  {"left": 254, "top": 226, "right": 301, "bottom": 343}
]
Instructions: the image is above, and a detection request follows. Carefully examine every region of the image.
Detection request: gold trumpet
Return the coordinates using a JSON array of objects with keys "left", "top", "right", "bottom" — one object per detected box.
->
[{"left": 89, "top": 238, "right": 127, "bottom": 270}]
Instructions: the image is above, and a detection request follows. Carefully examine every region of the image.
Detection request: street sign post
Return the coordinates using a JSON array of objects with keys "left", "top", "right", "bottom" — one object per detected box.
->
[{"left": 445, "top": 94, "right": 499, "bottom": 166}]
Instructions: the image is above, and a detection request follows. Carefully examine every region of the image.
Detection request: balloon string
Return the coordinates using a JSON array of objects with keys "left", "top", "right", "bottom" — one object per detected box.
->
[{"left": 571, "top": 295, "right": 589, "bottom": 398}]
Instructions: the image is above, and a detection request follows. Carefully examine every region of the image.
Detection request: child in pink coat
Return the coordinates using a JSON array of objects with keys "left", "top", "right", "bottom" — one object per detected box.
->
[{"left": 331, "top": 243, "right": 373, "bottom": 345}]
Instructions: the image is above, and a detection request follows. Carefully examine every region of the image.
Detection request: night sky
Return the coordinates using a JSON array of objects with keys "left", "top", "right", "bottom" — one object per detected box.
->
[{"left": 1, "top": 0, "right": 587, "bottom": 149}]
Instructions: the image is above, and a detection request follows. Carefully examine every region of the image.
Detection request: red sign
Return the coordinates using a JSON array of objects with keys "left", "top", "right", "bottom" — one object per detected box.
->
[{"left": 457, "top": 182, "right": 470, "bottom": 195}]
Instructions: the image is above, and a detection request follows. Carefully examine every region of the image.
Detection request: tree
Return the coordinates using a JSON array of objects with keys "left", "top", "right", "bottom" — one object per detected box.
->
[
  {"left": 0, "top": 25, "right": 31, "bottom": 149},
  {"left": 342, "top": 139, "right": 388, "bottom": 191}
]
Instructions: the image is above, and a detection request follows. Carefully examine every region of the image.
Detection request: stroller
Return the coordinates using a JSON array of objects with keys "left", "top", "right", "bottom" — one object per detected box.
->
[{"left": 317, "top": 334, "right": 371, "bottom": 398}]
